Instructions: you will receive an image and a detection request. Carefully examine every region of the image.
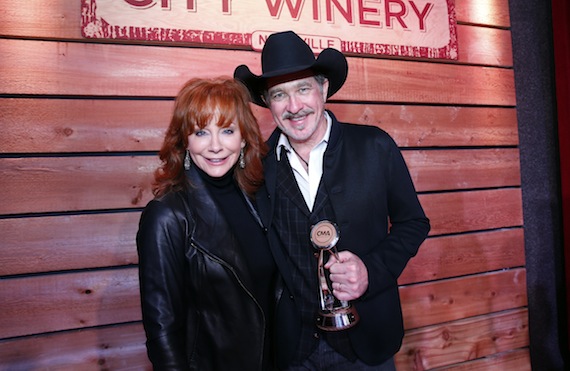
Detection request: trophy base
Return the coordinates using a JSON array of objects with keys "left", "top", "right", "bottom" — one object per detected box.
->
[{"left": 316, "top": 308, "right": 360, "bottom": 331}]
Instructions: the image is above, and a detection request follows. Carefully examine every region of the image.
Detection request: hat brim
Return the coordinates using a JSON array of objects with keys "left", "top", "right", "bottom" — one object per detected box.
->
[{"left": 234, "top": 48, "right": 348, "bottom": 107}]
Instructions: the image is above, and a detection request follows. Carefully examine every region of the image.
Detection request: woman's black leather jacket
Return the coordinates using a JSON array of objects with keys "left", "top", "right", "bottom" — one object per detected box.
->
[{"left": 137, "top": 168, "right": 268, "bottom": 370}]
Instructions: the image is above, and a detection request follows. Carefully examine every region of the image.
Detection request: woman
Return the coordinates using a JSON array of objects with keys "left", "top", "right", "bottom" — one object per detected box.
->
[{"left": 137, "top": 77, "right": 276, "bottom": 370}]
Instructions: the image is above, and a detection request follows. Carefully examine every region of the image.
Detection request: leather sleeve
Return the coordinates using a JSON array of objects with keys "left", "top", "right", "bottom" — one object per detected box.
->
[{"left": 137, "top": 198, "right": 190, "bottom": 370}]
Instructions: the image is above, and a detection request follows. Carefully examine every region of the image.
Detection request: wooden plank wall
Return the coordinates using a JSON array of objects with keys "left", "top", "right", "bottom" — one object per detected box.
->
[{"left": 0, "top": 0, "right": 529, "bottom": 369}]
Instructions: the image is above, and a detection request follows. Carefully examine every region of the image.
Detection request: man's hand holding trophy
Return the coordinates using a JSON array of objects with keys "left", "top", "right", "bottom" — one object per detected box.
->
[{"left": 310, "top": 220, "right": 360, "bottom": 331}]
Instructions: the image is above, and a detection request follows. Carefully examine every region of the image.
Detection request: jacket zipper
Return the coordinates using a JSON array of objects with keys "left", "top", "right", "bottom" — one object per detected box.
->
[{"left": 190, "top": 241, "right": 266, "bottom": 369}]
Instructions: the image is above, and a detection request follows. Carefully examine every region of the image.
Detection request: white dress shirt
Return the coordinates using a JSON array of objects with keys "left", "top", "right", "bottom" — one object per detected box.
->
[{"left": 276, "top": 112, "right": 332, "bottom": 211}]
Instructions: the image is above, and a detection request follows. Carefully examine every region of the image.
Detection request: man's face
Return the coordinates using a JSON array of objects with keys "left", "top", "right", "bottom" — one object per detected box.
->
[{"left": 266, "top": 76, "right": 329, "bottom": 145}]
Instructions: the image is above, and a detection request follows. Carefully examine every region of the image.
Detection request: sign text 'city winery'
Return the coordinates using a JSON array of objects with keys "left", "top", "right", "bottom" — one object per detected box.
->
[{"left": 81, "top": 0, "right": 457, "bottom": 59}]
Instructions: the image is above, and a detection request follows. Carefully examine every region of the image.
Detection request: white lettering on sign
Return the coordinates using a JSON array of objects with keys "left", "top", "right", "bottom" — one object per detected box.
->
[{"left": 81, "top": 0, "right": 457, "bottom": 59}]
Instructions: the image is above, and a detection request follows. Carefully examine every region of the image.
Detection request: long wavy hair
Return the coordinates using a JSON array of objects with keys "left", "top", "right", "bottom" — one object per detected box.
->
[{"left": 153, "top": 77, "right": 267, "bottom": 198}]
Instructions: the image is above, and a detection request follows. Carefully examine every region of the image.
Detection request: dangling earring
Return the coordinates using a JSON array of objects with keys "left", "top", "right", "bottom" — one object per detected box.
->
[
  {"left": 239, "top": 148, "right": 245, "bottom": 169},
  {"left": 184, "top": 150, "right": 191, "bottom": 170}
]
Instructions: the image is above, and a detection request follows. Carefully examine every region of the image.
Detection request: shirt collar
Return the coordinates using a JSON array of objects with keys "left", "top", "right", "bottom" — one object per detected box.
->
[{"left": 277, "top": 111, "right": 332, "bottom": 161}]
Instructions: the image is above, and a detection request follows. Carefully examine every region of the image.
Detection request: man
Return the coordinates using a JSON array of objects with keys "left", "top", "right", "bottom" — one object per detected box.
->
[{"left": 235, "top": 31, "right": 430, "bottom": 370}]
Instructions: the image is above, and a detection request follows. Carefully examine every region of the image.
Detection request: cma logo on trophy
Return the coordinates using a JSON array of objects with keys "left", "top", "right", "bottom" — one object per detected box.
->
[{"left": 310, "top": 220, "right": 359, "bottom": 331}]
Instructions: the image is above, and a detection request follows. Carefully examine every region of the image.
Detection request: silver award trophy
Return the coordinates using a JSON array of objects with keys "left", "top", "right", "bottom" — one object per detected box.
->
[{"left": 310, "top": 220, "right": 359, "bottom": 331}]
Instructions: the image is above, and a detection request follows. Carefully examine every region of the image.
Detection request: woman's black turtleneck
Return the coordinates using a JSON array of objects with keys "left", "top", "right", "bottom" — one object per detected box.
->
[{"left": 194, "top": 165, "right": 276, "bottom": 368}]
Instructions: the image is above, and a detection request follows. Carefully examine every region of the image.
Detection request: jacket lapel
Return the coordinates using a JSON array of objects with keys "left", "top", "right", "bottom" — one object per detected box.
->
[
  {"left": 185, "top": 167, "right": 255, "bottom": 291},
  {"left": 257, "top": 129, "right": 298, "bottom": 296},
  {"left": 276, "top": 150, "right": 311, "bottom": 217}
]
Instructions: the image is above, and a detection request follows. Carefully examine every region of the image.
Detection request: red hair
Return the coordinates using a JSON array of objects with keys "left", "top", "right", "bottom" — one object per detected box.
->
[{"left": 153, "top": 77, "right": 267, "bottom": 197}]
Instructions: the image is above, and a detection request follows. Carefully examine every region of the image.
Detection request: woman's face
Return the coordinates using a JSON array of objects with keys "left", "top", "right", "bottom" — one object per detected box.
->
[{"left": 187, "top": 117, "right": 245, "bottom": 178}]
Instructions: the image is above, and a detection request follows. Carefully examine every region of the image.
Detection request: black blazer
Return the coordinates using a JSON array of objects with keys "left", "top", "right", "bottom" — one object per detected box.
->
[{"left": 257, "top": 111, "right": 430, "bottom": 367}]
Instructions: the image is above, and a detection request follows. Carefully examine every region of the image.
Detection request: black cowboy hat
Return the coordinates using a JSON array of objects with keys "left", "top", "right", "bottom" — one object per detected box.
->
[{"left": 234, "top": 31, "right": 348, "bottom": 107}]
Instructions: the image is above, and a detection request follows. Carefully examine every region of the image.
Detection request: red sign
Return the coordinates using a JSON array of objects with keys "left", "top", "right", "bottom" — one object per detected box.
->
[{"left": 81, "top": 0, "right": 457, "bottom": 60}]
